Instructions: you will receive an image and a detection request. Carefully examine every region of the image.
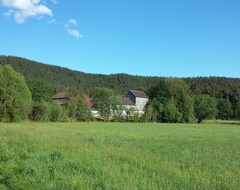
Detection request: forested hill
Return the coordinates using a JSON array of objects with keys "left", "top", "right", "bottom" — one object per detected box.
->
[
  {"left": 0, "top": 55, "right": 240, "bottom": 96},
  {"left": 0, "top": 56, "right": 161, "bottom": 93}
]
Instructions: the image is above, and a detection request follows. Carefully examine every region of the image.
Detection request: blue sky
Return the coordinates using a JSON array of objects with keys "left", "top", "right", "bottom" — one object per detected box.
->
[{"left": 0, "top": 0, "right": 240, "bottom": 77}]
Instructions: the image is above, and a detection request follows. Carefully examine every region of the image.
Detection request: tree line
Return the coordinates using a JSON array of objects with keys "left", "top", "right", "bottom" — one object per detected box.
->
[
  {"left": 3, "top": 55, "right": 240, "bottom": 97},
  {"left": 0, "top": 56, "right": 240, "bottom": 123}
]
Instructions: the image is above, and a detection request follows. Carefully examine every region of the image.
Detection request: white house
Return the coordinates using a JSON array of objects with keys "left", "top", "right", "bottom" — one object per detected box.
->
[{"left": 122, "top": 90, "right": 149, "bottom": 114}]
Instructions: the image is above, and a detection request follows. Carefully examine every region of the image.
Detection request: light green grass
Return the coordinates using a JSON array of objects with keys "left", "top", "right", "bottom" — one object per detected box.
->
[{"left": 0, "top": 122, "right": 239, "bottom": 190}]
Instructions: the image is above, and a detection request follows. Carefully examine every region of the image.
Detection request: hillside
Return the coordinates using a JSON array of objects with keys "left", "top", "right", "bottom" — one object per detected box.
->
[
  {"left": 0, "top": 56, "right": 240, "bottom": 97},
  {"left": 0, "top": 56, "right": 161, "bottom": 93}
]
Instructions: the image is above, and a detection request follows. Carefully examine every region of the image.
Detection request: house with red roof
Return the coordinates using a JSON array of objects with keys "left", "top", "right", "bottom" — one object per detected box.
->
[{"left": 52, "top": 92, "right": 93, "bottom": 108}]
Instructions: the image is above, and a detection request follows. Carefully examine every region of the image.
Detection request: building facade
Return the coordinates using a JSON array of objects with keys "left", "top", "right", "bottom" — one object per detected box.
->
[{"left": 123, "top": 90, "right": 149, "bottom": 113}]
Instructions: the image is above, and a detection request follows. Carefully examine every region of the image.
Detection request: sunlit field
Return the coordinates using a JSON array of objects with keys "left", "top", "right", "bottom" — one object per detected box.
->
[{"left": 0, "top": 122, "right": 239, "bottom": 189}]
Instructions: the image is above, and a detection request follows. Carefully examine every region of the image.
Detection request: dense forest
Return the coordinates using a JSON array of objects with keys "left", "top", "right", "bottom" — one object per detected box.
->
[
  {"left": 0, "top": 55, "right": 240, "bottom": 122},
  {"left": 0, "top": 56, "right": 161, "bottom": 94},
  {"left": 1, "top": 56, "right": 240, "bottom": 96}
]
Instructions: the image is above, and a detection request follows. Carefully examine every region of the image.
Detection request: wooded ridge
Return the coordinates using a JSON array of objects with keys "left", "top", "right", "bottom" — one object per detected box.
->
[{"left": 1, "top": 55, "right": 239, "bottom": 96}]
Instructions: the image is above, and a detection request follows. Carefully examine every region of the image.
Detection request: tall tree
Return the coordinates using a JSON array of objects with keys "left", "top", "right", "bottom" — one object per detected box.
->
[
  {"left": 27, "top": 80, "right": 54, "bottom": 102},
  {"left": 91, "top": 87, "right": 114, "bottom": 121},
  {"left": 176, "top": 89, "right": 194, "bottom": 123},
  {"left": 0, "top": 65, "right": 32, "bottom": 122},
  {"left": 229, "top": 89, "right": 240, "bottom": 119},
  {"left": 68, "top": 96, "right": 91, "bottom": 121},
  {"left": 162, "top": 103, "right": 182, "bottom": 123},
  {"left": 194, "top": 95, "right": 218, "bottom": 123},
  {"left": 217, "top": 98, "right": 233, "bottom": 120},
  {"left": 165, "top": 78, "right": 190, "bottom": 98},
  {"left": 148, "top": 79, "right": 170, "bottom": 105}
]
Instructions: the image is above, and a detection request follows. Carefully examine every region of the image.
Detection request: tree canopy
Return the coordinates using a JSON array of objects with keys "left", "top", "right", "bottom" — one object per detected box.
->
[
  {"left": 1, "top": 56, "right": 240, "bottom": 123},
  {"left": 194, "top": 95, "right": 218, "bottom": 123},
  {"left": 0, "top": 65, "right": 32, "bottom": 122}
]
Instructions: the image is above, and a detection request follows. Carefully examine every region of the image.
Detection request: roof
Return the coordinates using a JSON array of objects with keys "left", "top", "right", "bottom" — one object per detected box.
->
[
  {"left": 83, "top": 94, "right": 93, "bottom": 108},
  {"left": 52, "top": 92, "right": 68, "bottom": 99},
  {"left": 116, "top": 97, "right": 135, "bottom": 106},
  {"left": 122, "top": 97, "right": 135, "bottom": 106},
  {"left": 130, "top": 90, "right": 149, "bottom": 99}
]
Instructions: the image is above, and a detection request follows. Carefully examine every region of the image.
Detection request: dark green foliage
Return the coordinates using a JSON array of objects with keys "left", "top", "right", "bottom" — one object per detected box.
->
[
  {"left": 27, "top": 80, "right": 55, "bottom": 122},
  {"left": 147, "top": 79, "right": 194, "bottom": 123},
  {"left": 162, "top": 103, "right": 182, "bottom": 123},
  {"left": 143, "top": 103, "right": 155, "bottom": 122},
  {"left": 176, "top": 90, "right": 194, "bottom": 123},
  {"left": 143, "top": 98, "right": 162, "bottom": 122},
  {"left": 0, "top": 65, "right": 32, "bottom": 122},
  {"left": 185, "top": 77, "right": 240, "bottom": 98},
  {"left": 229, "top": 89, "right": 240, "bottom": 119},
  {"left": 1, "top": 56, "right": 240, "bottom": 122},
  {"left": 0, "top": 56, "right": 160, "bottom": 94},
  {"left": 0, "top": 102, "right": 3, "bottom": 120},
  {"left": 234, "top": 101, "right": 240, "bottom": 120},
  {"left": 27, "top": 80, "right": 54, "bottom": 102},
  {"left": 165, "top": 78, "right": 190, "bottom": 98},
  {"left": 194, "top": 95, "right": 218, "bottom": 123},
  {"left": 148, "top": 79, "right": 170, "bottom": 104},
  {"left": 217, "top": 99, "right": 233, "bottom": 120},
  {"left": 1, "top": 56, "right": 240, "bottom": 98}
]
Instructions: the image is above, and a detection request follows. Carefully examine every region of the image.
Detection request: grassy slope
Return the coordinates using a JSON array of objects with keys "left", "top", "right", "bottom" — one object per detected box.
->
[{"left": 0, "top": 123, "right": 239, "bottom": 190}]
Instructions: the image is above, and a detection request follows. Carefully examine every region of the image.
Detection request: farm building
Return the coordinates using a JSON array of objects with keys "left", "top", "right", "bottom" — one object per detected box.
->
[
  {"left": 121, "top": 90, "right": 149, "bottom": 113},
  {"left": 52, "top": 90, "right": 148, "bottom": 117},
  {"left": 52, "top": 92, "right": 68, "bottom": 105},
  {"left": 52, "top": 92, "right": 93, "bottom": 108}
]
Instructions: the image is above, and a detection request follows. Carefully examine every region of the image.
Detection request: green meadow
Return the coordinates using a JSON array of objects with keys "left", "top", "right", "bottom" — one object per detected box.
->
[{"left": 0, "top": 123, "right": 239, "bottom": 190}]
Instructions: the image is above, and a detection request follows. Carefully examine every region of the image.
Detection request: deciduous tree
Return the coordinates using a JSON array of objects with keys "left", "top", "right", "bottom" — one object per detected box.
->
[
  {"left": 217, "top": 98, "right": 233, "bottom": 120},
  {"left": 194, "top": 95, "right": 217, "bottom": 123},
  {"left": 0, "top": 65, "right": 32, "bottom": 122}
]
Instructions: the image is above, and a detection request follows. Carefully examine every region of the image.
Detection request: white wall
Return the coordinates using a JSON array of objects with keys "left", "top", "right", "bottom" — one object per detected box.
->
[{"left": 135, "top": 97, "right": 148, "bottom": 112}]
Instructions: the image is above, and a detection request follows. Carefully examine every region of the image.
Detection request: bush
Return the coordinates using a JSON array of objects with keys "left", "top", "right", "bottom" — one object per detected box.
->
[
  {"left": 29, "top": 101, "right": 51, "bottom": 122},
  {"left": 217, "top": 99, "right": 233, "bottom": 120},
  {"left": 68, "top": 97, "right": 91, "bottom": 121},
  {"left": 194, "top": 95, "right": 217, "bottom": 123},
  {"left": 50, "top": 102, "right": 69, "bottom": 122},
  {"left": 162, "top": 103, "right": 182, "bottom": 123},
  {"left": 0, "top": 65, "right": 32, "bottom": 122}
]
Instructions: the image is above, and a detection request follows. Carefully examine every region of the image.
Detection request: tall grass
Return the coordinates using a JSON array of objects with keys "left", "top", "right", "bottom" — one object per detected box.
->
[{"left": 0, "top": 122, "right": 239, "bottom": 189}]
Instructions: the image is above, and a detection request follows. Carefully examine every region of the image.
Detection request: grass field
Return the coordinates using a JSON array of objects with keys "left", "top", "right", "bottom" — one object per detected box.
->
[{"left": 0, "top": 122, "right": 239, "bottom": 190}]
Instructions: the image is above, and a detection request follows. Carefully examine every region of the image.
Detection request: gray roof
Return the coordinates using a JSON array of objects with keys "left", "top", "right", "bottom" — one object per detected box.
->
[{"left": 130, "top": 90, "right": 149, "bottom": 99}]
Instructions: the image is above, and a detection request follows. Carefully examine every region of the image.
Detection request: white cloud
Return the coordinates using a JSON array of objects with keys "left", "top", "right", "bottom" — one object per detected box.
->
[
  {"left": 50, "top": 0, "right": 57, "bottom": 4},
  {"left": 47, "top": 18, "right": 56, "bottom": 24},
  {"left": 1, "top": 0, "right": 52, "bottom": 23},
  {"left": 68, "top": 19, "right": 77, "bottom": 25},
  {"left": 65, "top": 19, "right": 83, "bottom": 39},
  {"left": 67, "top": 28, "right": 82, "bottom": 39}
]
